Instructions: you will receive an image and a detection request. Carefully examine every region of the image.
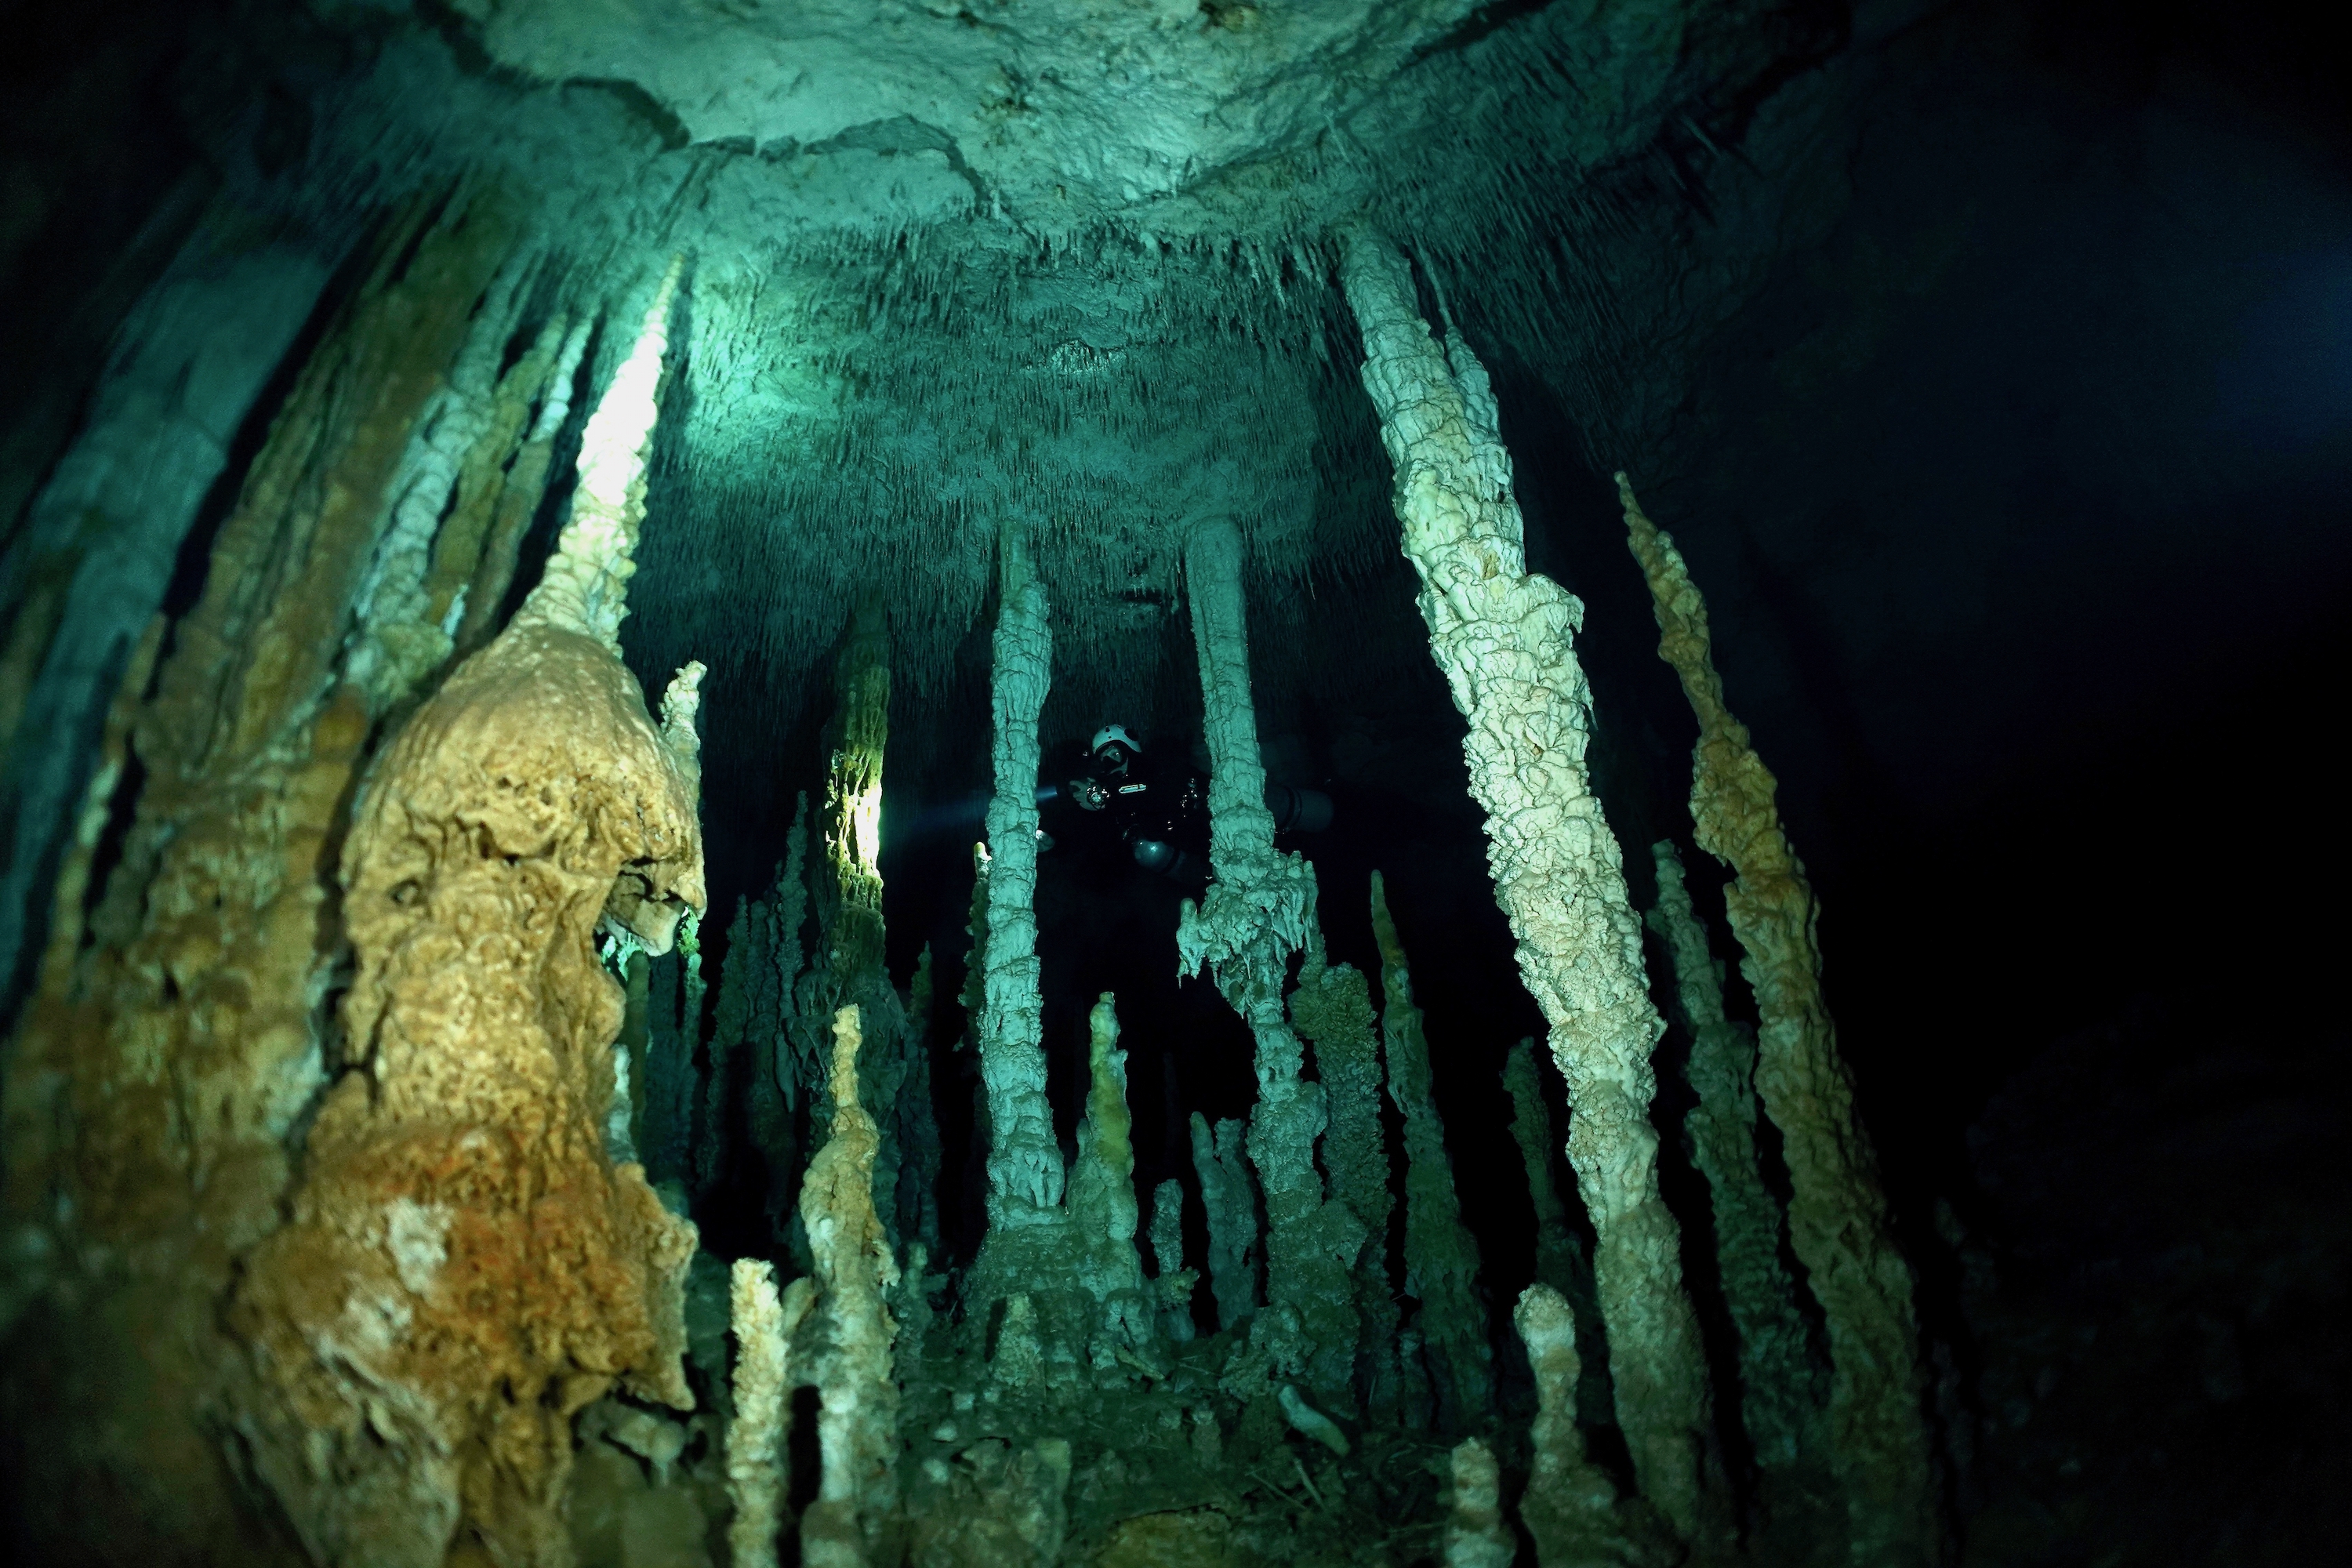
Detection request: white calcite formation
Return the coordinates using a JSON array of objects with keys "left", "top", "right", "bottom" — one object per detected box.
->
[
  {"left": 971, "top": 518, "right": 1065, "bottom": 1297},
  {"left": 1343, "top": 230, "right": 1720, "bottom": 1545},
  {"left": 1178, "top": 517, "right": 1364, "bottom": 1405},
  {"left": 727, "top": 1261, "right": 814, "bottom": 1568},
  {"left": 513, "top": 255, "right": 684, "bottom": 655}
]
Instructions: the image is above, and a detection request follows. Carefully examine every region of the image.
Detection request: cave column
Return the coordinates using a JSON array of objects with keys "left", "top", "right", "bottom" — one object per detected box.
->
[
  {"left": 1621, "top": 476, "right": 1936, "bottom": 1566},
  {"left": 970, "top": 517, "right": 1065, "bottom": 1301},
  {"left": 1177, "top": 517, "right": 1363, "bottom": 1402},
  {"left": 1341, "top": 231, "right": 1720, "bottom": 1544}
]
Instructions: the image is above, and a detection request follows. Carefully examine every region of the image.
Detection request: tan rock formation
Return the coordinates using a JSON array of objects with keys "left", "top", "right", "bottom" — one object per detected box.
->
[
  {"left": 1516, "top": 1283, "right": 1665, "bottom": 1568},
  {"left": 1342, "top": 230, "right": 1719, "bottom": 1542},
  {"left": 225, "top": 611, "right": 707, "bottom": 1566},
  {"left": 1647, "top": 839, "right": 1823, "bottom": 1476},
  {"left": 0, "top": 197, "right": 514, "bottom": 1560},
  {"left": 1620, "top": 474, "right": 1935, "bottom": 1565},
  {"left": 799, "top": 1004, "right": 902, "bottom": 1568},
  {"left": 1444, "top": 1438, "right": 1515, "bottom": 1568},
  {"left": 728, "top": 1261, "right": 815, "bottom": 1568}
]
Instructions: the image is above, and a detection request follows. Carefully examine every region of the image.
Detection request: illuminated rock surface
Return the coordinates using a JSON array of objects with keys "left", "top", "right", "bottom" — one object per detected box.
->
[{"left": 3, "top": 5, "right": 2343, "bottom": 1566}]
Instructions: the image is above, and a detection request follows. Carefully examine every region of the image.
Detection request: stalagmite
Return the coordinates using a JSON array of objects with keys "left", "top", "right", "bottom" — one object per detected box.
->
[
  {"left": 1067, "top": 993, "right": 1150, "bottom": 1329},
  {"left": 227, "top": 593, "right": 709, "bottom": 1565},
  {"left": 1149, "top": 1178, "right": 1197, "bottom": 1341},
  {"left": 1504, "top": 1038, "right": 1588, "bottom": 1304},
  {"left": 1343, "top": 231, "right": 1719, "bottom": 1541},
  {"left": 1190, "top": 1112, "right": 1260, "bottom": 1330},
  {"left": 798, "top": 595, "right": 903, "bottom": 1171},
  {"left": 1648, "top": 839, "right": 1822, "bottom": 1475},
  {"left": 454, "top": 314, "right": 593, "bottom": 655},
  {"left": 219, "top": 235, "right": 708, "bottom": 1566},
  {"left": 1177, "top": 517, "right": 1363, "bottom": 1402},
  {"left": 1516, "top": 1284, "right": 1657, "bottom": 1568},
  {"left": 728, "top": 1261, "right": 815, "bottom": 1568},
  {"left": 1371, "top": 871, "right": 1493, "bottom": 1425},
  {"left": 1444, "top": 1438, "right": 1515, "bottom": 1568},
  {"left": 0, "top": 199, "right": 521, "bottom": 1557},
  {"left": 509, "top": 255, "right": 684, "bottom": 653},
  {"left": 799, "top": 1005, "right": 902, "bottom": 1568},
  {"left": 1288, "top": 922, "right": 1400, "bottom": 1413},
  {"left": 971, "top": 518, "right": 1064, "bottom": 1299},
  {"left": 1621, "top": 475, "right": 1935, "bottom": 1564}
]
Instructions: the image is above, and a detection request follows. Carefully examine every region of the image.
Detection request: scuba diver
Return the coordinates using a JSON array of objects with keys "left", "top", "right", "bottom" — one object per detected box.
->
[{"left": 1046, "top": 724, "right": 1332, "bottom": 883}]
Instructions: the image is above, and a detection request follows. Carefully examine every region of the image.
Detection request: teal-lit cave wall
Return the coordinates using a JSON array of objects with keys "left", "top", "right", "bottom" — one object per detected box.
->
[{"left": 2, "top": 0, "right": 2347, "bottom": 1563}]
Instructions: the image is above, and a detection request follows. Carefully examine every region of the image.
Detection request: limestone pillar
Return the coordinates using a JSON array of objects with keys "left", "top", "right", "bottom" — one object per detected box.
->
[
  {"left": 1178, "top": 517, "right": 1363, "bottom": 1403},
  {"left": 1341, "top": 231, "right": 1718, "bottom": 1543},
  {"left": 1649, "top": 839, "right": 1824, "bottom": 1475},
  {"left": 1621, "top": 474, "right": 1934, "bottom": 1565},
  {"left": 971, "top": 519, "right": 1064, "bottom": 1295}
]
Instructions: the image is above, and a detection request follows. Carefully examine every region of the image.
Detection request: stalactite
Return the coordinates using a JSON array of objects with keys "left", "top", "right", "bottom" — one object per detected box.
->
[
  {"left": 343, "top": 254, "right": 535, "bottom": 713},
  {"left": 1287, "top": 920, "right": 1400, "bottom": 1415},
  {"left": 728, "top": 1261, "right": 815, "bottom": 1568},
  {"left": 1343, "top": 230, "right": 1719, "bottom": 1543},
  {"left": 799, "top": 1004, "right": 902, "bottom": 1568},
  {"left": 0, "top": 197, "right": 517, "bottom": 1558},
  {"left": 1370, "top": 870, "right": 1493, "bottom": 1425},
  {"left": 971, "top": 518, "right": 1064, "bottom": 1302},
  {"left": 1190, "top": 1112, "right": 1260, "bottom": 1331},
  {"left": 1177, "top": 516, "right": 1363, "bottom": 1404},
  {"left": 1648, "top": 839, "right": 1823, "bottom": 1476},
  {"left": 1621, "top": 474, "right": 1935, "bottom": 1565}
]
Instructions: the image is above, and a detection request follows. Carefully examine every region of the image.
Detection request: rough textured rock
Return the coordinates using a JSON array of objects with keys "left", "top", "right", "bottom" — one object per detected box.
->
[
  {"left": 1370, "top": 871, "right": 1492, "bottom": 1428},
  {"left": 1178, "top": 517, "right": 1363, "bottom": 1404},
  {"left": 971, "top": 518, "right": 1064, "bottom": 1299},
  {"left": 223, "top": 611, "right": 707, "bottom": 1567},
  {"left": 1622, "top": 474, "right": 1934, "bottom": 1566},
  {"left": 798, "top": 1005, "right": 902, "bottom": 1568},
  {"left": 1190, "top": 1111, "right": 1260, "bottom": 1332},
  {"left": 1516, "top": 1283, "right": 1667, "bottom": 1568},
  {"left": 1443, "top": 1438, "right": 1514, "bottom": 1568},
  {"left": 1647, "top": 839, "right": 1824, "bottom": 1478},
  {"left": 1343, "top": 230, "right": 1719, "bottom": 1543},
  {"left": 727, "top": 1261, "right": 815, "bottom": 1568},
  {"left": 1288, "top": 919, "right": 1400, "bottom": 1415},
  {"left": 0, "top": 198, "right": 514, "bottom": 1561}
]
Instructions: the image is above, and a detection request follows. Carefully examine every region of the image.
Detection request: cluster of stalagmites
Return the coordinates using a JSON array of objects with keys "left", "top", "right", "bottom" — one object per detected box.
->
[{"left": 0, "top": 210, "right": 1941, "bottom": 1568}]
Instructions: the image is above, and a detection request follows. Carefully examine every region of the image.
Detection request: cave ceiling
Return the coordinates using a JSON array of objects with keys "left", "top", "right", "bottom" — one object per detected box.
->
[{"left": 281, "top": 0, "right": 1827, "bottom": 757}]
